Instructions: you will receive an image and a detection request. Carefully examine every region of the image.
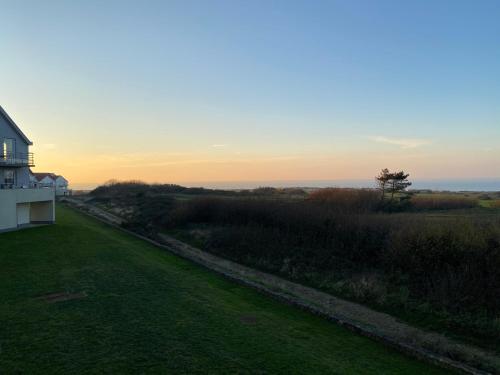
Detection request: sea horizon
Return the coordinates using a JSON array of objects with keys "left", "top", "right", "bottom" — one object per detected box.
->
[{"left": 70, "top": 178, "right": 500, "bottom": 192}]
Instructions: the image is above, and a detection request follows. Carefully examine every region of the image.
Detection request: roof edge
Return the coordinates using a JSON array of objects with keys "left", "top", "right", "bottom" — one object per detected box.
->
[{"left": 0, "top": 105, "right": 33, "bottom": 145}]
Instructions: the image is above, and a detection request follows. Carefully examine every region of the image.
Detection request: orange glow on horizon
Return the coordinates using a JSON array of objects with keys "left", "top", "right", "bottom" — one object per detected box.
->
[{"left": 30, "top": 146, "right": 500, "bottom": 189}]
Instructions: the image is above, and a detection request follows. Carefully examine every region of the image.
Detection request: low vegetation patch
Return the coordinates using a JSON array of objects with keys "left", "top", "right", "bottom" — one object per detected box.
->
[
  {"left": 411, "top": 196, "right": 478, "bottom": 210},
  {"left": 308, "top": 187, "right": 380, "bottom": 212},
  {"left": 88, "top": 181, "right": 500, "bottom": 351}
]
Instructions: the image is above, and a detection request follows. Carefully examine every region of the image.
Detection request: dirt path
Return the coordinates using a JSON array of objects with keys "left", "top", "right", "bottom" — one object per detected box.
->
[{"left": 61, "top": 198, "right": 499, "bottom": 374}]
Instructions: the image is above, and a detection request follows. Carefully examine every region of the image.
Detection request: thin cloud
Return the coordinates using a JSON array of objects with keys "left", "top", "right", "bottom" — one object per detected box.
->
[
  {"left": 118, "top": 155, "right": 302, "bottom": 168},
  {"left": 64, "top": 153, "right": 301, "bottom": 169},
  {"left": 369, "top": 136, "right": 432, "bottom": 149},
  {"left": 211, "top": 144, "right": 227, "bottom": 148}
]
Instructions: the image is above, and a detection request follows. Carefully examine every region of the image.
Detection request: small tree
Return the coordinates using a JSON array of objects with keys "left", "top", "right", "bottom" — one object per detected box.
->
[
  {"left": 375, "top": 168, "right": 391, "bottom": 201},
  {"left": 389, "top": 170, "right": 412, "bottom": 202},
  {"left": 375, "top": 168, "right": 412, "bottom": 203}
]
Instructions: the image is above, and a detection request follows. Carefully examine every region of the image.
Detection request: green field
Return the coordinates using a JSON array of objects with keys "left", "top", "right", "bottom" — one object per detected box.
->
[{"left": 0, "top": 206, "right": 450, "bottom": 374}]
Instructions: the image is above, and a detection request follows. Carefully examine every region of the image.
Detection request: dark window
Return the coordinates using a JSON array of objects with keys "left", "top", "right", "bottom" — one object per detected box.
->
[{"left": 4, "top": 169, "right": 15, "bottom": 185}]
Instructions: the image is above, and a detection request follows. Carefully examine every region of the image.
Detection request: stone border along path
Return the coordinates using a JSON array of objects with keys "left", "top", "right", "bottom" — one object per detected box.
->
[{"left": 60, "top": 198, "right": 499, "bottom": 375}]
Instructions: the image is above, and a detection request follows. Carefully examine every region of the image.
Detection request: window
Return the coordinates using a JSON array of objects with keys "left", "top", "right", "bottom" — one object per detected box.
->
[
  {"left": 2, "top": 138, "right": 14, "bottom": 159},
  {"left": 4, "top": 170, "right": 15, "bottom": 185}
]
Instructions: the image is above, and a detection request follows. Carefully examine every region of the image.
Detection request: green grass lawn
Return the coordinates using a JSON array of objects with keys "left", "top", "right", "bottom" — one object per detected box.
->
[{"left": 0, "top": 205, "right": 450, "bottom": 374}]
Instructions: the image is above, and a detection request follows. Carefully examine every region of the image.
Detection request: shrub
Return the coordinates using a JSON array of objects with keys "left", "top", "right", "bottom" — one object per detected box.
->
[
  {"left": 90, "top": 180, "right": 234, "bottom": 201},
  {"left": 385, "top": 220, "right": 500, "bottom": 313},
  {"left": 308, "top": 188, "right": 380, "bottom": 212},
  {"left": 169, "top": 197, "right": 500, "bottom": 319},
  {"left": 91, "top": 180, "right": 150, "bottom": 199},
  {"left": 489, "top": 200, "right": 500, "bottom": 208},
  {"left": 411, "top": 196, "right": 478, "bottom": 210},
  {"left": 169, "top": 197, "right": 394, "bottom": 266},
  {"left": 251, "top": 186, "right": 279, "bottom": 195},
  {"left": 479, "top": 194, "right": 492, "bottom": 200},
  {"left": 122, "top": 195, "right": 175, "bottom": 235}
]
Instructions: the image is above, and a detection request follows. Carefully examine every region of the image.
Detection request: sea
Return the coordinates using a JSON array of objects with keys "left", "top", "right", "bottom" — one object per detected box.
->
[{"left": 71, "top": 179, "right": 500, "bottom": 192}]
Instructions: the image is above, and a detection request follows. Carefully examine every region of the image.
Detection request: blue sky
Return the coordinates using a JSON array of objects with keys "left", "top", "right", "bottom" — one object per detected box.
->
[{"left": 1, "top": 0, "right": 499, "bottom": 185}]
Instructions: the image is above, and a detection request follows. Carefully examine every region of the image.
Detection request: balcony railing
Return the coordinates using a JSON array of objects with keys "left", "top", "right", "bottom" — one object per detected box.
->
[
  {"left": 0, "top": 152, "right": 34, "bottom": 167},
  {"left": 0, "top": 183, "right": 49, "bottom": 190}
]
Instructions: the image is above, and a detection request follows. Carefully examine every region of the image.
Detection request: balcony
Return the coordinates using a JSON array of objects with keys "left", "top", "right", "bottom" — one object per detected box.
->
[{"left": 0, "top": 152, "right": 34, "bottom": 167}]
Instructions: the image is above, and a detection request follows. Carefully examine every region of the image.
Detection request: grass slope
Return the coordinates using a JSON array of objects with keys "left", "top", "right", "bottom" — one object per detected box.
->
[{"left": 0, "top": 206, "right": 450, "bottom": 374}]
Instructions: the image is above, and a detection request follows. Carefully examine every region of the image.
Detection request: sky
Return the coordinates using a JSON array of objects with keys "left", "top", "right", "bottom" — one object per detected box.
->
[{"left": 1, "top": 0, "right": 499, "bottom": 188}]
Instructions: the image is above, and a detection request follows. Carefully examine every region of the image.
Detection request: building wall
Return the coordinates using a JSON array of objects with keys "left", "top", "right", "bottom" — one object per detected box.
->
[
  {"left": 31, "top": 201, "right": 55, "bottom": 222},
  {"left": 55, "top": 176, "right": 68, "bottom": 188},
  {"left": 34, "top": 175, "right": 70, "bottom": 195},
  {"left": 16, "top": 168, "right": 30, "bottom": 187},
  {"left": 16, "top": 203, "right": 31, "bottom": 225},
  {"left": 0, "top": 113, "right": 30, "bottom": 187},
  {"left": 29, "top": 173, "right": 38, "bottom": 187},
  {"left": 0, "top": 189, "right": 55, "bottom": 231},
  {"left": 39, "top": 176, "right": 55, "bottom": 186},
  {"left": 55, "top": 176, "right": 69, "bottom": 195},
  {"left": 0, "top": 192, "right": 17, "bottom": 230}
]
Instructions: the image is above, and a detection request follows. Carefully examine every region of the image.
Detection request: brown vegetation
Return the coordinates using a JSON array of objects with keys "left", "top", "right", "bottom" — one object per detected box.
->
[{"left": 308, "top": 188, "right": 380, "bottom": 212}]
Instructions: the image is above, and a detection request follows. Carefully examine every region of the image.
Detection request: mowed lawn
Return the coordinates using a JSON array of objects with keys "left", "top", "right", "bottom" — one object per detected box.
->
[{"left": 0, "top": 206, "right": 450, "bottom": 374}]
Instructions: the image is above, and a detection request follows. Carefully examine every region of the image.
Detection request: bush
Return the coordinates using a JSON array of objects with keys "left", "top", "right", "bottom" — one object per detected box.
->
[
  {"left": 479, "top": 194, "right": 492, "bottom": 200},
  {"left": 251, "top": 186, "right": 279, "bottom": 195},
  {"left": 91, "top": 180, "right": 151, "bottom": 199},
  {"left": 168, "top": 197, "right": 500, "bottom": 320},
  {"left": 90, "top": 180, "right": 235, "bottom": 202},
  {"left": 385, "top": 220, "right": 500, "bottom": 313},
  {"left": 489, "top": 200, "right": 500, "bottom": 208},
  {"left": 170, "top": 197, "right": 396, "bottom": 265},
  {"left": 308, "top": 188, "right": 380, "bottom": 212},
  {"left": 411, "top": 196, "right": 478, "bottom": 210},
  {"left": 122, "top": 195, "right": 175, "bottom": 235}
]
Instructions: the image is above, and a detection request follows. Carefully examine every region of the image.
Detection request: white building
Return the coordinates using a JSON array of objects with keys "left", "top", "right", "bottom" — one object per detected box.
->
[
  {"left": 31, "top": 172, "right": 70, "bottom": 196},
  {"left": 0, "top": 105, "right": 55, "bottom": 232}
]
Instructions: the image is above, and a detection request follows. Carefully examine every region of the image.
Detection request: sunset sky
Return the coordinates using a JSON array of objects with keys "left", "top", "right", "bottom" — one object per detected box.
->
[{"left": 1, "top": 0, "right": 499, "bottom": 188}]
